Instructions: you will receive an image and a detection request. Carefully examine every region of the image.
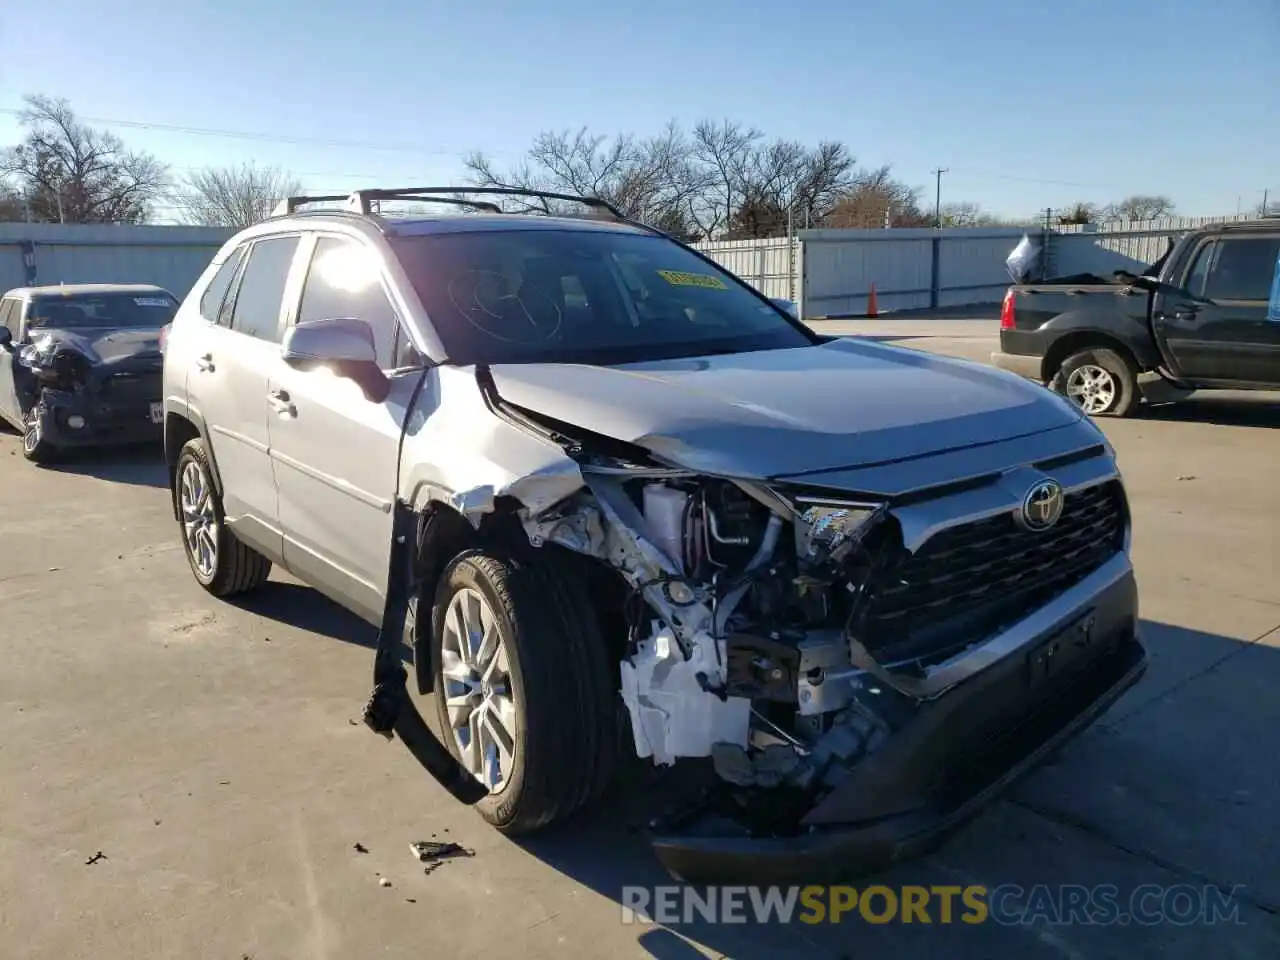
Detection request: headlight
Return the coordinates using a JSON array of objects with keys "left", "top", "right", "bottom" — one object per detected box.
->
[{"left": 18, "top": 335, "right": 54, "bottom": 368}]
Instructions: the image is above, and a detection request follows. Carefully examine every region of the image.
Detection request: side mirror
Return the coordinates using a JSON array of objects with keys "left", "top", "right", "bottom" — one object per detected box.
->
[
  {"left": 0, "top": 327, "right": 11, "bottom": 349},
  {"left": 770, "top": 297, "right": 799, "bottom": 319},
  {"left": 282, "top": 317, "right": 390, "bottom": 403}
]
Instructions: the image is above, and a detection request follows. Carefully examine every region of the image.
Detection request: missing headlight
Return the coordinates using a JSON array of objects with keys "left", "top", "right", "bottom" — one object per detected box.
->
[{"left": 792, "top": 498, "right": 889, "bottom": 566}]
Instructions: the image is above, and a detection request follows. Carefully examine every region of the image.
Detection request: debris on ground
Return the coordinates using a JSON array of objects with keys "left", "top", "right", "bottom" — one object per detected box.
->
[
  {"left": 379, "top": 877, "right": 392, "bottom": 888},
  {"left": 405, "top": 898, "right": 417, "bottom": 904},
  {"left": 85, "top": 851, "right": 106, "bottom": 865},
  {"left": 1177, "top": 474, "right": 1197, "bottom": 481},
  {"left": 410, "top": 840, "right": 474, "bottom": 864},
  {"left": 353, "top": 842, "right": 368, "bottom": 854}
]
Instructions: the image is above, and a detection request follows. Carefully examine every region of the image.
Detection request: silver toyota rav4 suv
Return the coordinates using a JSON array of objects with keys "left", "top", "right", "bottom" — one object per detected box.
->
[{"left": 162, "top": 186, "right": 1146, "bottom": 882}]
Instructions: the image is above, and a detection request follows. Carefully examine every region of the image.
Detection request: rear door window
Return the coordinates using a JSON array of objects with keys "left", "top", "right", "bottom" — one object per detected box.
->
[
  {"left": 229, "top": 237, "right": 300, "bottom": 342},
  {"left": 0, "top": 299, "right": 15, "bottom": 336},
  {"left": 1203, "top": 237, "right": 1280, "bottom": 302}
]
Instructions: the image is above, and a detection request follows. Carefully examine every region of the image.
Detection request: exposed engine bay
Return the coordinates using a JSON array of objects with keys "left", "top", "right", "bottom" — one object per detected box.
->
[{"left": 520, "top": 464, "right": 931, "bottom": 826}]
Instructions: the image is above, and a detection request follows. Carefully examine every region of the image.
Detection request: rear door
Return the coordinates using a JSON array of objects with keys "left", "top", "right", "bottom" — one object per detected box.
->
[
  {"left": 1156, "top": 233, "right": 1280, "bottom": 384},
  {"left": 185, "top": 234, "right": 303, "bottom": 558}
]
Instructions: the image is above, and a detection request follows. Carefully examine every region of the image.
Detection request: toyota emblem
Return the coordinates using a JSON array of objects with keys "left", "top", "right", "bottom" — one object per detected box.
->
[{"left": 1018, "top": 479, "right": 1065, "bottom": 531}]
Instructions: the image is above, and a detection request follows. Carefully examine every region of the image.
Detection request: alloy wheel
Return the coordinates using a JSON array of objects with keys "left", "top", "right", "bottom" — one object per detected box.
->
[
  {"left": 1065, "top": 364, "right": 1117, "bottom": 414},
  {"left": 179, "top": 460, "right": 218, "bottom": 579},
  {"left": 439, "top": 587, "right": 518, "bottom": 793}
]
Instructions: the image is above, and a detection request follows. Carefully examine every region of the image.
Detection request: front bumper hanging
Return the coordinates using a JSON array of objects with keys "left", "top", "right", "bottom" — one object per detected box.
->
[{"left": 363, "top": 501, "right": 487, "bottom": 805}]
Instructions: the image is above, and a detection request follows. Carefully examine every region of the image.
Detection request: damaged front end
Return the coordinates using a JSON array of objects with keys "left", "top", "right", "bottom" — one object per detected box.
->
[
  {"left": 508, "top": 404, "right": 1146, "bottom": 882},
  {"left": 16, "top": 333, "right": 164, "bottom": 450}
]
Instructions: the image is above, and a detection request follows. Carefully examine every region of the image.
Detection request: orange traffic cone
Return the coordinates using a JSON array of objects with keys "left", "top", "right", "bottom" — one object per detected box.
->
[{"left": 867, "top": 282, "right": 879, "bottom": 318}]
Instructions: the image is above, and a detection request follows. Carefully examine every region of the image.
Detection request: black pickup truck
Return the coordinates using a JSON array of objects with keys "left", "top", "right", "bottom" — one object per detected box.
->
[{"left": 993, "top": 218, "right": 1280, "bottom": 416}]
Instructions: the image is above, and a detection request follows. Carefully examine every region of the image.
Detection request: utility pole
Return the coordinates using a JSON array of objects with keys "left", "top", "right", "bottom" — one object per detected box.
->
[
  {"left": 1264, "top": 188, "right": 1270, "bottom": 215},
  {"left": 932, "top": 168, "right": 948, "bottom": 227}
]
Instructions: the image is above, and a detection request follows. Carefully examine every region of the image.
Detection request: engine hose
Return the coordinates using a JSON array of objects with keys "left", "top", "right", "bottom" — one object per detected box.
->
[{"left": 362, "top": 368, "right": 487, "bottom": 805}]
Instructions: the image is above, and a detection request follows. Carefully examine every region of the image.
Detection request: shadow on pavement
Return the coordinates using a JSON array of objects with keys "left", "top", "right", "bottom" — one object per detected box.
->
[
  {"left": 1141, "top": 394, "right": 1280, "bottom": 429},
  {"left": 39, "top": 443, "right": 169, "bottom": 487},
  {"left": 230, "top": 581, "right": 379, "bottom": 647},
  {"left": 510, "top": 618, "right": 1280, "bottom": 960}
]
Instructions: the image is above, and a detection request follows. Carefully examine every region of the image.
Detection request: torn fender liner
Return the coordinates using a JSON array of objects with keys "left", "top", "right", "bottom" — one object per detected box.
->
[{"left": 364, "top": 501, "right": 488, "bottom": 805}]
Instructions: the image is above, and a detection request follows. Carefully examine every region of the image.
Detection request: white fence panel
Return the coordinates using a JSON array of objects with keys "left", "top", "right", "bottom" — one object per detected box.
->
[
  {"left": 1051, "top": 215, "right": 1257, "bottom": 276},
  {"left": 0, "top": 223, "right": 234, "bottom": 299},
  {"left": 691, "top": 236, "right": 798, "bottom": 301},
  {"left": 937, "top": 229, "right": 1031, "bottom": 308}
]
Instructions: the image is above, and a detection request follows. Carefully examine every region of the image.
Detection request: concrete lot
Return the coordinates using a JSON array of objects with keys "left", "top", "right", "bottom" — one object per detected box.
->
[{"left": 1, "top": 317, "right": 1277, "bottom": 959}]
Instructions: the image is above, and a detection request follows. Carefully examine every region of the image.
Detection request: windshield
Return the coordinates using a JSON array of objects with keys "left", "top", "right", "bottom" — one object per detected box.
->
[
  {"left": 390, "top": 229, "right": 813, "bottom": 364},
  {"left": 28, "top": 292, "right": 178, "bottom": 330}
]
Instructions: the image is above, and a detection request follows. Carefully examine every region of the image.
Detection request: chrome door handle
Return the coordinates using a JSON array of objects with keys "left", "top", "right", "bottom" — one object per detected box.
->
[
  {"left": 268, "top": 389, "right": 296, "bottom": 417},
  {"left": 196, "top": 353, "right": 215, "bottom": 372}
]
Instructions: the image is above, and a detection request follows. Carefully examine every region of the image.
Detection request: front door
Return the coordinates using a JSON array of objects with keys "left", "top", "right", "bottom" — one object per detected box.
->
[
  {"left": 185, "top": 234, "right": 302, "bottom": 557},
  {"left": 1159, "top": 234, "right": 1280, "bottom": 384},
  {"left": 268, "top": 234, "right": 421, "bottom": 623}
]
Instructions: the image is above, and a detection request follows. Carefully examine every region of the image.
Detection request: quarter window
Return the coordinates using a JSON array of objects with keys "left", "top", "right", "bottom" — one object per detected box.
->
[
  {"left": 200, "top": 244, "right": 247, "bottom": 323},
  {"left": 229, "top": 236, "right": 300, "bottom": 342},
  {"left": 1182, "top": 242, "right": 1214, "bottom": 298}
]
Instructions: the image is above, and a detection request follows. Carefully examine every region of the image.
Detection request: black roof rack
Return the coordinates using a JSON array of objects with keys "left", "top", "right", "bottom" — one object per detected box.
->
[
  {"left": 272, "top": 194, "right": 353, "bottom": 217},
  {"left": 346, "top": 186, "right": 627, "bottom": 221}
]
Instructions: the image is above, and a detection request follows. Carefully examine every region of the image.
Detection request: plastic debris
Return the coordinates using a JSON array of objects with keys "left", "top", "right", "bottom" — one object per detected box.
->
[
  {"left": 379, "top": 877, "right": 392, "bottom": 888},
  {"left": 409, "top": 840, "right": 473, "bottom": 863},
  {"left": 353, "top": 842, "right": 368, "bottom": 854}
]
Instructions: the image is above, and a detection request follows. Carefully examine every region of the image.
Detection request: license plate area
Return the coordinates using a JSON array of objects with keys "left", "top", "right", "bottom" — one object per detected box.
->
[
  {"left": 1025, "top": 610, "right": 1100, "bottom": 690},
  {"left": 149, "top": 402, "right": 163, "bottom": 424}
]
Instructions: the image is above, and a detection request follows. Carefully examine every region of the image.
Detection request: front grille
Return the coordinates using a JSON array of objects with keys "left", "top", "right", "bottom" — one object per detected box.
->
[
  {"left": 101, "top": 369, "right": 162, "bottom": 402},
  {"left": 862, "top": 480, "right": 1126, "bottom": 660}
]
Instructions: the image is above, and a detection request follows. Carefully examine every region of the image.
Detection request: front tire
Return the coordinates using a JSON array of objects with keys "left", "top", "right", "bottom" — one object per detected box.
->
[
  {"left": 175, "top": 438, "right": 272, "bottom": 596},
  {"left": 430, "top": 548, "right": 617, "bottom": 835},
  {"left": 21, "top": 405, "right": 58, "bottom": 464},
  {"left": 1053, "top": 347, "right": 1139, "bottom": 417}
]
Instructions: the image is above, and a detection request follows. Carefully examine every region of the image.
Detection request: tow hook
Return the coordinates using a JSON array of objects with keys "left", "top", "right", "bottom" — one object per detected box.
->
[{"left": 366, "top": 502, "right": 488, "bottom": 805}]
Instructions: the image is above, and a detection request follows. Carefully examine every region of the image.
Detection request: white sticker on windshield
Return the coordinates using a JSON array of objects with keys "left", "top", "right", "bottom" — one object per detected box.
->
[{"left": 135, "top": 297, "right": 173, "bottom": 307}]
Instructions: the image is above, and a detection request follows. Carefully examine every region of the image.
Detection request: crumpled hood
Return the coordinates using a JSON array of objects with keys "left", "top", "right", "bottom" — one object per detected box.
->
[
  {"left": 32, "top": 326, "right": 163, "bottom": 365},
  {"left": 488, "top": 337, "right": 1082, "bottom": 477}
]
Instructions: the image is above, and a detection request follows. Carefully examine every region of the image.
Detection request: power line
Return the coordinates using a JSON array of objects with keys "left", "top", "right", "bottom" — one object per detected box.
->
[{"left": 0, "top": 106, "right": 493, "bottom": 158}]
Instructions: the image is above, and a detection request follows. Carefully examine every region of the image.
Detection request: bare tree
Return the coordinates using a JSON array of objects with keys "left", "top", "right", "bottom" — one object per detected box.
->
[
  {"left": 0, "top": 94, "right": 169, "bottom": 223},
  {"left": 1101, "top": 194, "right": 1176, "bottom": 221},
  {"left": 465, "top": 124, "right": 706, "bottom": 239},
  {"left": 725, "top": 139, "right": 857, "bottom": 239},
  {"left": 177, "top": 163, "right": 305, "bottom": 228},
  {"left": 0, "top": 186, "right": 24, "bottom": 221},
  {"left": 1057, "top": 202, "right": 1100, "bottom": 225},
  {"left": 824, "top": 165, "right": 930, "bottom": 229},
  {"left": 468, "top": 119, "right": 861, "bottom": 241}
]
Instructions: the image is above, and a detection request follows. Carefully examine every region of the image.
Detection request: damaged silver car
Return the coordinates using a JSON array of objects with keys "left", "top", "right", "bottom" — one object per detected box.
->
[{"left": 162, "top": 187, "right": 1146, "bottom": 883}]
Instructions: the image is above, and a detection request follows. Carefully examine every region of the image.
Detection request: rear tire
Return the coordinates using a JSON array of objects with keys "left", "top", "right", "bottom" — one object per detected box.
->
[
  {"left": 175, "top": 438, "right": 272, "bottom": 596},
  {"left": 430, "top": 547, "right": 617, "bottom": 836},
  {"left": 1052, "top": 347, "right": 1139, "bottom": 418}
]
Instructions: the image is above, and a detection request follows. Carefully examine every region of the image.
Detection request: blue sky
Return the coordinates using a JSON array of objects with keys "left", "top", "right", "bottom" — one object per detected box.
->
[{"left": 1, "top": 0, "right": 1276, "bottom": 221}]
